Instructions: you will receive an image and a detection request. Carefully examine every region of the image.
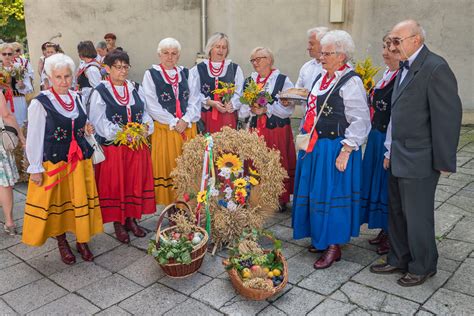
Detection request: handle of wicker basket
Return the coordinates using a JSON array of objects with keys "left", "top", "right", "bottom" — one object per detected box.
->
[{"left": 155, "top": 200, "right": 195, "bottom": 244}]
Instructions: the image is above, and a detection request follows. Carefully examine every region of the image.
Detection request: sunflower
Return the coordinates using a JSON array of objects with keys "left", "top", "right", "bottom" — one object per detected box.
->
[
  {"left": 197, "top": 190, "right": 207, "bottom": 203},
  {"left": 235, "top": 188, "right": 248, "bottom": 198},
  {"left": 216, "top": 153, "right": 242, "bottom": 173},
  {"left": 233, "top": 178, "right": 248, "bottom": 188},
  {"left": 248, "top": 176, "right": 259, "bottom": 186},
  {"left": 248, "top": 166, "right": 260, "bottom": 177}
]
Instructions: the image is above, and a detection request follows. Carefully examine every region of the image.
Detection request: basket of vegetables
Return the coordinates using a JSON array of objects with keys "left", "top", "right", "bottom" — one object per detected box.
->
[
  {"left": 222, "top": 229, "right": 288, "bottom": 300},
  {"left": 148, "top": 201, "right": 208, "bottom": 278}
]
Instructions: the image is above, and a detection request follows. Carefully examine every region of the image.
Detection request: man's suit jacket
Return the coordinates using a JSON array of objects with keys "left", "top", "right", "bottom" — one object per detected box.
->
[{"left": 390, "top": 45, "right": 462, "bottom": 178}]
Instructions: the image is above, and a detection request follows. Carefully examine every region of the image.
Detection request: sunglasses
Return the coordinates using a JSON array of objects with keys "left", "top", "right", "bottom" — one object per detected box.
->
[
  {"left": 1, "top": 53, "right": 13, "bottom": 56},
  {"left": 389, "top": 34, "right": 416, "bottom": 46}
]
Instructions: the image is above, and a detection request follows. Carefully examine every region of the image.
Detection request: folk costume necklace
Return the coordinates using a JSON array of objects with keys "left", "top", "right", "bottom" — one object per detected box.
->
[
  {"left": 256, "top": 69, "right": 274, "bottom": 88},
  {"left": 159, "top": 64, "right": 183, "bottom": 119},
  {"left": 208, "top": 59, "right": 226, "bottom": 120},
  {"left": 51, "top": 87, "right": 74, "bottom": 111},
  {"left": 107, "top": 77, "right": 132, "bottom": 122}
]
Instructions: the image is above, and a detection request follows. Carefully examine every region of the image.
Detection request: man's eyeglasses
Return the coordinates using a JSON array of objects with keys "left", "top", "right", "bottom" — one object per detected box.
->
[
  {"left": 1, "top": 53, "right": 13, "bottom": 56},
  {"left": 250, "top": 56, "right": 267, "bottom": 64},
  {"left": 112, "top": 64, "right": 131, "bottom": 71},
  {"left": 389, "top": 35, "right": 417, "bottom": 46},
  {"left": 320, "top": 51, "right": 339, "bottom": 57}
]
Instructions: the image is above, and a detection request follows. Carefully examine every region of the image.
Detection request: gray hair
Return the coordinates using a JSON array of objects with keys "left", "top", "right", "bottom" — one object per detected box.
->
[
  {"left": 96, "top": 41, "right": 107, "bottom": 50},
  {"left": 320, "top": 30, "right": 355, "bottom": 62},
  {"left": 411, "top": 21, "right": 426, "bottom": 42},
  {"left": 0, "top": 43, "right": 13, "bottom": 53},
  {"left": 250, "top": 47, "right": 274, "bottom": 65},
  {"left": 307, "top": 27, "right": 330, "bottom": 41},
  {"left": 157, "top": 37, "right": 181, "bottom": 54},
  {"left": 205, "top": 32, "right": 229, "bottom": 58},
  {"left": 44, "top": 53, "right": 75, "bottom": 77}
]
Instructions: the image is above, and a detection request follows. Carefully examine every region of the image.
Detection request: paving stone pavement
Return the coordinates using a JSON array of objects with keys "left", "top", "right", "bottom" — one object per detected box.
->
[{"left": 1, "top": 127, "right": 474, "bottom": 315}]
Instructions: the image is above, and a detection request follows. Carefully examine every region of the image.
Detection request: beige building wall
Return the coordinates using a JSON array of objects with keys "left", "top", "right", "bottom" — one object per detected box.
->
[{"left": 24, "top": 0, "right": 473, "bottom": 119}]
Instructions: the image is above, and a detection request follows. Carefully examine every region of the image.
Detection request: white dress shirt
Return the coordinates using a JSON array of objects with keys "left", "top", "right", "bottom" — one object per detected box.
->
[
  {"left": 307, "top": 64, "right": 371, "bottom": 150},
  {"left": 295, "top": 59, "right": 323, "bottom": 91},
  {"left": 239, "top": 69, "right": 295, "bottom": 120},
  {"left": 188, "top": 59, "right": 244, "bottom": 111},
  {"left": 142, "top": 65, "right": 201, "bottom": 129},
  {"left": 88, "top": 80, "right": 154, "bottom": 141},
  {"left": 399, "top": 45, "right": 424, "bottom": 84}
]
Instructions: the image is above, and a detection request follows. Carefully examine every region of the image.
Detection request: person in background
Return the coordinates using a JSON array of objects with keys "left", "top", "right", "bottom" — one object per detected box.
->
[
  {"left": 23, "top": 53, "right": 103, "bottom": 264},
  {"left": 188, "top": 32, "right": 244, "bottom": 133},
  {"left": 370, "top": 20, "right": 462, "bottom": 287},
  {"left": 95, "top": 41, "right": 108, "bottom": 63},
  {"left": 76, "top": 41, "right": 101, "bottom": 104},
  {"left": 11, "top": 42, "right": 34, "bottom": 85},
  {"left": 104, "top": 33, "right": 122, "bottom": 51},
  {"left": 89, "top": 50, "right": 155, "bottom": 243},
  {"left": 0, "top": 90, "right": 25, "bottom": 236},
  {"left": 40, "top": 42, "right": 61, "bottom": 90},
  {"left": 360, "top": 34, "right": 400, "bottom": 255},
  {"left": 142, "top": 38, "right": 200, "bottom": 205},
  {"left": 295, "top": 26, "right": 329, "bottom": 91},
  {"left": 292, "top": 30, "right": 370, "bottom": 269},
  {"left": 240, "top": 47, "right": 296, "bottom": 212}
]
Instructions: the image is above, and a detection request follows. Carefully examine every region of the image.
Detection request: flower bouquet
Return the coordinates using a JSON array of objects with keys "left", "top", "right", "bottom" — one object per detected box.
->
[
  {"left": 9, "top": 64, "right": 27, "bottom": 82},
  {"left": 112, "top": 122, "right": 150, "bottom": 150},
  {"left": 0, "top": 67, "right": 11, "bottom": 89},
  {"left": 355, "top": 57, "right": 381, "bottom": 93},
  {"left": 212, "top": 81, "right": 235, "bottom": 104},
  {"left": 148, "top": 201, "right": 209, "bottom": 278},
  {"left": 223, "top": 229, "right": 288, "bottom": 300},
  {"left": 240, "top": 79, "right": 273, "bottom": 110}
]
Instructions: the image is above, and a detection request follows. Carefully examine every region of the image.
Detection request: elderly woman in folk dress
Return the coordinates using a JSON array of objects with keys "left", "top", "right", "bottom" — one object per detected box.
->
[
  {"left": 0, "top": 43, "right": 33, "bottom": 127},
  {"left": 23, "top": 53, "right": 103, "bottom": 264},
  {"left": 360, "top": 34, "right": 400, "bottom": 255},
  {"left": 89, "top": 50, "right": 155, "bottom": 243},
  {"left": 189, "top": 32, "right": 244, "bottom": 133},
  {"left": 76, "top": 41, "right": 102, "bottom": 104},
  {"left": 11, "top": 42, "right": 34, "bottom": 86},
  {"left": 239, "top": 47, "right": 296, "bottom": 212},
  {"left": 292, "top": 30, "right": 371, "bottom": 269},
  {"left": 142, "top": 38, "right": 200, "bottom": 205}
]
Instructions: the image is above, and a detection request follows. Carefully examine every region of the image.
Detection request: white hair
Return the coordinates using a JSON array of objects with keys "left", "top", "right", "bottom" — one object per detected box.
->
[
  {"left": 307, "top": 26, "right": 330, "bottom": 41},
  {"left": 320, "top": 30, "right": 355, "bottom": 62},
  {"left": 44, "top": 53, "right": 75, "bottom": 77},
  {"left": 205, "top": 32, "right": 229, "bottom": 58},
  {"left": 250, "top": 47, "right": 274, "bottom": 65},
  {"left": 157, "top": 37, "right": 181, "bottom": 54}
]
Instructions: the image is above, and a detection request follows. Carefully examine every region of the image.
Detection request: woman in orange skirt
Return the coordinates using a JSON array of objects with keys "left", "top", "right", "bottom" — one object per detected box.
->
[
  {"left": 141, "top": 38, "right": 200, "bottom": 205},
  {"left": 24, "top": 53, "right": 103, "bottom": 264}
]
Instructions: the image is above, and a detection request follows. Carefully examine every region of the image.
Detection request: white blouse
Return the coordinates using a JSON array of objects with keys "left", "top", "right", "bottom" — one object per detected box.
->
[
  {"left": 141, "top": 65, "right": 201, "bottom": 129},
  {"left": 307, "top": 64, "right": 371, "bottom": 150},
  {"left": 77, "top": 61, "right": 102, "bottom": 103},
  {"left": 239, "top": 69, "right": 295, "bottom": 120},
  {"left": 188, "top": 59, "right": 244, "bottom": 111},
  {"left": 88, "top": 80, "right": 154, "bottom": 141},
  {"left": 26, "top": 90, "right": 86, "bottom": 173},
  {"left": 295, "top": 59, "right": 323, "bottom": 91}
]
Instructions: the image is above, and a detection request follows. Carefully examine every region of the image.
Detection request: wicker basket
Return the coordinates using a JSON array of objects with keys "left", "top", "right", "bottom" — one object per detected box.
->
[
  {"left": 223, "top": 250, "right": 289, "bottom": 300},
  {"left": 153, "top": 201, "right": 209, "bottom": 278}
]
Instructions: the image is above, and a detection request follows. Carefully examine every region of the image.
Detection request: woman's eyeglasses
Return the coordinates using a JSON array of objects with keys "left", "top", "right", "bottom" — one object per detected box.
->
[
  {"left": 320, "top": 51, "right": 339, "bottom": 57},
  {"left": 250, "top": 56, "right": 267, "bottom": 64},
  {"left": 1, "top": 53, "right": 13, "bottom": 56},
  {"left": 112, "top": 64, "right": 131, "bottom": 71}
]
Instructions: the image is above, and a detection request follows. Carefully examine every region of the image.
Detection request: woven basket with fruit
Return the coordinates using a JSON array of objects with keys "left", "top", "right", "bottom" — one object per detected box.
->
[{"left": 222, "top": 229, "right": 288, "bottom": 300}]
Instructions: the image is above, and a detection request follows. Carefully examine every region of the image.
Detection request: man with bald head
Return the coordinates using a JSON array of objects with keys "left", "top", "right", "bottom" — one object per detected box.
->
[{"left": 370, "top": 20, "right": 462, "bottom": 287}]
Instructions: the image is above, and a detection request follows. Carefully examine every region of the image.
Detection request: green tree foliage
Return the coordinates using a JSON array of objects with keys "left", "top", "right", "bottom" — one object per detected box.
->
[{"left": 0, "top": 0, "right": 26, "bottom": 42}]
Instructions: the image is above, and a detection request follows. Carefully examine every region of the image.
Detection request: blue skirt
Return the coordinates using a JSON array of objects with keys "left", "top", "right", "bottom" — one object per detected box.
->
[
  {"left": 292, "top": 137, "right": 362, "bottom": 250},
  {"left": 360, "top": 129, "right": 388, "bottom": 230}
]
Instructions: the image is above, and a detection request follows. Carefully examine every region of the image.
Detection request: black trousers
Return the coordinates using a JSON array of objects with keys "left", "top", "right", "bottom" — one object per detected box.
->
[{"left": 387, "top": 169, "right": 440, "bottom": 275}]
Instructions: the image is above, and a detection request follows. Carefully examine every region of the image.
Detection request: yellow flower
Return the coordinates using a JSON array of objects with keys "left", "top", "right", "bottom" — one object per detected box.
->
[
  {"left": 216, "top": 153, "right": 242, "bottom": 173},
  {"left": 233, "top": 178, "right": 248, "bottom": 188},
  {"left": 249, "top": 176, "right": 259, "bottom": 186},
  {"left": 197, "top": 190, "right": 207, "bottom": 203},
  {"left": 248, "top": 167, "right": 260, "bottom": 177},
  {"left": 235, "top": 188, "right": 248, "bottom": 197}
]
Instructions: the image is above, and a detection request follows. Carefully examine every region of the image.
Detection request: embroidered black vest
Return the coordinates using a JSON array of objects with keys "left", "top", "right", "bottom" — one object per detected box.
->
[
  {"left": 315, "top": 71, "right": 358, "bottom": 140},
  {"left": 36, "top": 93, "right": 93, "bottom": 163},
  {"left": 197, "top": 62, "right": 239, "bottom": 113},
  {"left": 370, "top": 78, "right": 394, "bottom": 133},
  {"left": 148, "top": 68, "right": 189, "bottom": 117},
  {"left": 247, "top": 74, "right": 290, "bottom": 129},
  {"left": 77, "top": 64, "right": 100, "bottom": 89}
]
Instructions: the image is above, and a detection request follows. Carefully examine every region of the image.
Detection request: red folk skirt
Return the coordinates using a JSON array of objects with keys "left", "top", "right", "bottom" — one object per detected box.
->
[
  {"left": 256, "top": 124, "right": 296, "bottom": 204},
  {"left": 95, "top": 145, "right": 156, "bottom": 224},
  {"left": 201, "top": 110, "right": 237, "bottom": 133}
]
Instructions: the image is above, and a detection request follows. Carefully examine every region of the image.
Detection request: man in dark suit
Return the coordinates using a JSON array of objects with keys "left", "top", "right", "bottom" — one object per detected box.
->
[{"left": 370, "top": 20, "right": 462, "bottom": 287}]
